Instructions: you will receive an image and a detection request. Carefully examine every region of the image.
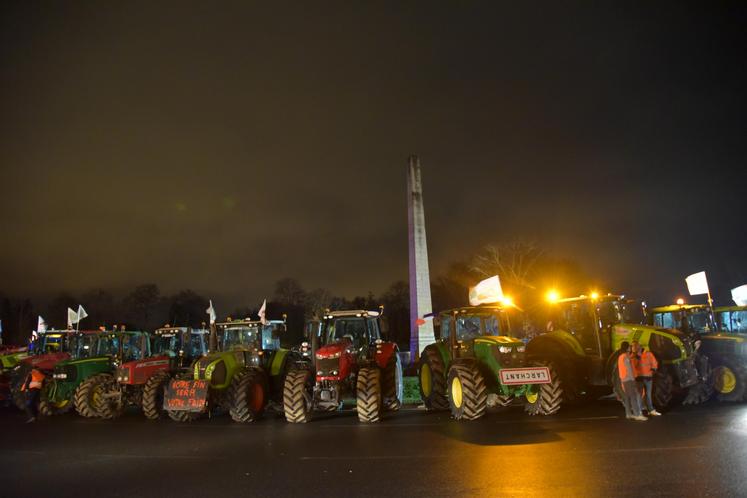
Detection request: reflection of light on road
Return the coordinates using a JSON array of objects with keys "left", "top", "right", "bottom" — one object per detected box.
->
[{"left": 444, "top": 440, "right": 602, "bottom": 497}]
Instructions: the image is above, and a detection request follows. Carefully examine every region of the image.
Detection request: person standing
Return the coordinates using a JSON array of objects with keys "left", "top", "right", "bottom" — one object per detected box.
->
[
  {"left": 635, "top": 342, "right": 661, "bottom": 416},
  {"left": 20, "top": 367, "right": 44, "bottom": 423},
  {"left": 618, "top": 341, "right": 647, "bottom": 421}
]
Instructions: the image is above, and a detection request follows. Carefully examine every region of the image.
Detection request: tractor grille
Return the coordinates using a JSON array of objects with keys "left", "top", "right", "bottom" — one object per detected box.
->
[
  {"left": 59, "top": 365, "right": 77, "bottom": 382},
  {"left": 316, "top": 358, "right": 340, "bottom": 376},
  {"left": 492, "top": 348, "right": 525, "bottom": 369}
]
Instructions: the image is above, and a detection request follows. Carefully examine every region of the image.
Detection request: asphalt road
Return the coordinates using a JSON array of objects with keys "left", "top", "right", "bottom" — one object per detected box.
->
[{"left": 2, "top": 399, "right": 746, "bottom": 498}]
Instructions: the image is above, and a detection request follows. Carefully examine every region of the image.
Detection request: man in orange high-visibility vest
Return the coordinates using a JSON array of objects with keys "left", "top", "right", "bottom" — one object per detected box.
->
[
  {"left": 618, "top": 341, "right": 647, "bottom": 421},
  {"left": 633, "top": 341, "right": 661, "bottom": 416},
  {"left": 20, "top": 367, "right": 44, "bottom": 423}
]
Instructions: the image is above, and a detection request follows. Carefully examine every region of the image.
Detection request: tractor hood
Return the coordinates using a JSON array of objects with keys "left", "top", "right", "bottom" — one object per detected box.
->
[
  {"left": 22, "top": 352, "right": 71, "bottom": 372},
  {"left": 474, "top": 336, "right": 524, "bottom": 347},
  {"left": 316, "top": 338, "right": 352, "bottom": 358}
]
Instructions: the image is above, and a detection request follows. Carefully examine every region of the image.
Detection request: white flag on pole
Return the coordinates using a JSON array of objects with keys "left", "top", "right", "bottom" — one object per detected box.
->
[
  {"left": 77, "top": 305, "right": 88, "bottom": 323},
  {"left": 258, "top": 299, "right": 267, "bottom": 325},
  {"left": 731, "top": 285, "right": 747, "bottom": 306},
  {"left": 67, "top": 308, "right": 78, "bottom": 328},
  {"left": 685, "top": 271, "right": 709, "bottom": 296},
  {"left": 37, "top": 316, "right": 48, "bottom": 333},
  {"left": 469, "top": 276, "right": 504, "bottom": 306},
  {"left": 206, "top": 300, "right": 217, "bottom": 324}
]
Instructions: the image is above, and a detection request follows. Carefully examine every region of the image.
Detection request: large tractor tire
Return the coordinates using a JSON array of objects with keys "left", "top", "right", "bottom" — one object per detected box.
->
[
  {"left": 10, "top": 366, "right": 30, "bottom": 410},
  {"left": 524, "top": 362, "right": 563, "bottom": 416},
  {"left": 711, "top": 358, "right": 747, "bottom": 402},
  {"left": 382, "top": 352, "right": 403, "bottom": 411},
  {"left": 283, "top": 368, "right": 314, "bottom": 423},
  {"left": 12, "top": 385, "right": 27, "bottom": 411},
  {"left": 142, "top": 371, "right": 172, "bottom": 420},
  {"left": 167, "top": 409, "right": 200, "bottom": 422},
  {"left": 447, "top": 362, "right": 487, "bottom": 421},
  {"left": 229, "top": 368, "right": 268, "bottom": 423},
  {"left": 418, "top": 346, "right": 448, "bottom": 411},
  {"left": 38, "top": 381, "right": 73, "bottom": 417},
  {"left": 74, "top": 373, "right": 111, "bottom": 418},
  {"left": 93, "top": 374, "right": 125, "bottom": 420},
  {"left": 356, "top": 366, "right": 382, "bottom": 423},
  {"left": 652, "top": 369, "right": 674, "bottom": 410},
  {"left": 683, "top": 353, "right": 714, "bottom": 405}
]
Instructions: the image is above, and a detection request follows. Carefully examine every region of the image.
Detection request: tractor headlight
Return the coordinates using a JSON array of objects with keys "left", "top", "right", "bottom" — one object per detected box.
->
[
  {"left": 53, "top": 373, "right": 67, "bottom": 380},
  {"left": 316, "top": 351, "right": 341, "bottom": 359},
  {"left": 499, "top": 346, "right": 512, "bottom": 354},
  {"left": 516, "top": 345, "right": 526, "bottom": 353}
]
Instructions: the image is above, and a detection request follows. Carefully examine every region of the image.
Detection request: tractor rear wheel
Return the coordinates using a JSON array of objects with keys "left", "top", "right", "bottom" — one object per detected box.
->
[
  {"left": 356, "top": 366, "right": 382, "bottom": 423},
  {"left": 524, "top": 362, "right": 563, "bottom": 416},
  {"left": 712, "top": 358, "right": 747, "bottom": 402},
  {"left": 94, "top": 374, "right": 125, "bottom": 419},
  {"left": 74, "top": 373, "right": 111, "bottom": 418},
  {"left": 382, "top": 352, "right": 403, "bottom": 411},
  {"left": 283, "top": 368, "right": 314, "bottom": 423},
  {"left": 142, "top": 371, "right": 172, "bottom": 420},
  {"left": 418, "top": 346, "right": 448, "bottom": 411},
  {"left": 38, "top": 381, "right": 73, "bottom": 417},
  {"left": 447, "top": 362, "right": 487, "bottom": 421},
  {"left": 652, "top": 369, "right": 673, "bottom": 410},
  {"left": 229, "top": 368, "right": 268, "bottom": 423},
  {"left": 167, "top": 409, "right": 200, "bottom": 422}
]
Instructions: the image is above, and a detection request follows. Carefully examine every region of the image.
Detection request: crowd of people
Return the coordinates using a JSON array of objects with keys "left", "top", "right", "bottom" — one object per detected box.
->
[{"left": 617, "top": 340, "right": 662, "bottom": 421}]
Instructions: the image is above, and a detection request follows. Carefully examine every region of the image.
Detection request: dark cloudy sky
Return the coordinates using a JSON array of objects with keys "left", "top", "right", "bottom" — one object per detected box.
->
[{"left": 1, "top": 2, "right": 746, "bottom": 308}]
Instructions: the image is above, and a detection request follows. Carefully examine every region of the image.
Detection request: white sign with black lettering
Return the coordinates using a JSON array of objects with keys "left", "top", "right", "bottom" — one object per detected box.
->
[{"left": 499, "top": 367, "right": 552, "bottom": 385}]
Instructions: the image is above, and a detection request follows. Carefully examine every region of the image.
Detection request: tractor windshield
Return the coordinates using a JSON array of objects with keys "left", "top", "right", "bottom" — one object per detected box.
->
[
  {"left": 38, "top": 334, "right": 65, "bottom": 353},
  {"left": 69, "top": 334, "right": 97, "bottom": 359},
  {"left": 653, "top": 309, "right": 714, "bottom": 335},
  {"left": 121, "top": 333, "right": 148, "bottom": 361},
  {"left": 188, "top": 332, "right": 208, "bottom": 357},
  {"left": 151, "top": 334, "right": 179, "bottom": 357},
  {"left": 323, "top": 318, "right": 367, "bottom": 349},
  {"left": 720, "top": 310, "right": 747, "bottom": 334},
  {"left": 223, "top": 326, "right": 261, "bottom": 350},
  {"left": 261, "top": 324, "right": 282, "bottom": 350}
]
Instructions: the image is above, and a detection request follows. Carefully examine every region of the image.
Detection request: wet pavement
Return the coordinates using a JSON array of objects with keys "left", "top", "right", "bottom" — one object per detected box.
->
[{"left": 1, "top": 399, "right": 745, "bottom": 497}]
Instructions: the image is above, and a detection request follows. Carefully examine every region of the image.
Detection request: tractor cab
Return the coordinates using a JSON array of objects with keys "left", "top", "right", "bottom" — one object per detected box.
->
[
  {"left": 438, "top": 305, "right": 527, "bottom": 361},
  {"left": 545, "top": 294, "right": 645, "bottom": 358},
  {"left": 716, "top": 306, "right": 747, "bottom": 334},
  {"left": 151, "top": 326, "right": 209, "bottom": 361},
  {"left": 218, "top": 319, "right": 285, "bottom": 353},
  {"left": 649, "top": 304, "right": 715, "bottom": 337},
  {"left": 94, "top": 329, "right": 151, "bottom": 363}
]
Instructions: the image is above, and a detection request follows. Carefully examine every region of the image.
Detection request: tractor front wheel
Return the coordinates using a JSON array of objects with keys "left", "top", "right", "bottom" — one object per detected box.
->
[
  {"left": 418, "top": 346, "right": 448, "bottom": 411},
  {"left": 712, "top": 358, "right": 747, "bottom": 402},
  {"left": 38, "top": 381, "right": 73, "bottom": 417},
  {"left": 356, "top": 366, "right": 382, "bottom": 423},
  {"left": 283, "top": 368, "right": 314, "bottom": 423},
  {"left": 447, "top": 362, "right": 487, "bottom": 421},
  {"left": 229, "top": 368, "right": 268, "bottom": 423},
  {"left": 93, "top": 374, "right": 125, "bottom": 420},
  {"left": 683, "top": 353, "right": 714, "bottom": 405},
  {"left": 524, "top": 362, "right": 563, "bottom": 416},
  {"left": 142, "top": 371, "right": 172, "bottom": 420},
  {"left": 382, "top": 352, "right": 403, "bottom": 411},
  {"left": 74, "top": 373, "right": 111, "bottom": 418}
]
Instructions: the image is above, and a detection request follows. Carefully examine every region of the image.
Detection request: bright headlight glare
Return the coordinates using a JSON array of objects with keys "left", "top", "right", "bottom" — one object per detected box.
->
[{"left": 499, "top": 346, "right": 512, "bottom": 353}]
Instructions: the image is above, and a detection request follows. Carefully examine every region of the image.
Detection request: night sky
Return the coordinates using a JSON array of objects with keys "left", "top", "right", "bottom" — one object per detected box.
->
[{"left": 2, "top": 2, "right": 746, "bottom": 310}]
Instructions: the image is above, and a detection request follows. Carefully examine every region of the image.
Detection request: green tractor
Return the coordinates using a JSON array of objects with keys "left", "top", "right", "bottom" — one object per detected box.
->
[
  {"left": 527, "top": 293, "right": 705, "bottom": 413},
  {"left": 650, "top": 303, "right": 747, "bottom": 401},
  {"left": 164, "top": 318, "right": 298, "bottom": 423},
  {"left": 418, "top": 304, "right": 560, "bottom": 420},
  {"left": 43, "top": 329, "right": 150, "bottom": 417}
]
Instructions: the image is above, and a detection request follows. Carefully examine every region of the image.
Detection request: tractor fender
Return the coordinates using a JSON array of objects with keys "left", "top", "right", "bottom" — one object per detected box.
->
[
  {"left": 374, "top": 342, "right": 398, "bottom": 369},
  {"left": 269, "top": 349, "right": 289, "bottom": 377},
  {"left": 527, "top": 331, "right": 585, "bottom": 362}
]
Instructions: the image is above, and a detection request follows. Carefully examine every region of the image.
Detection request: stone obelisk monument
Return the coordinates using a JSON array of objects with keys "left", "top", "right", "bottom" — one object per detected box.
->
[{"left": 407, "top": 155, "right": 435, "bottom": 362}]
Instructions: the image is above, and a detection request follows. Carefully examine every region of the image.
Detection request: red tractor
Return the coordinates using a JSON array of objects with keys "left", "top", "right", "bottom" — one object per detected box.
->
[
  {"left": 94, "top": 326, "right": 209, "bottom": 419},
  {"left": 283, "top": 308, "right": 402, "bottom": 423}
]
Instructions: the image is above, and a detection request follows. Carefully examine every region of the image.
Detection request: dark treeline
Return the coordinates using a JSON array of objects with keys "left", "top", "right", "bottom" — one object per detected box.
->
[{"left": 0, "top": 241, "right": 590, "bottom": 350}]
